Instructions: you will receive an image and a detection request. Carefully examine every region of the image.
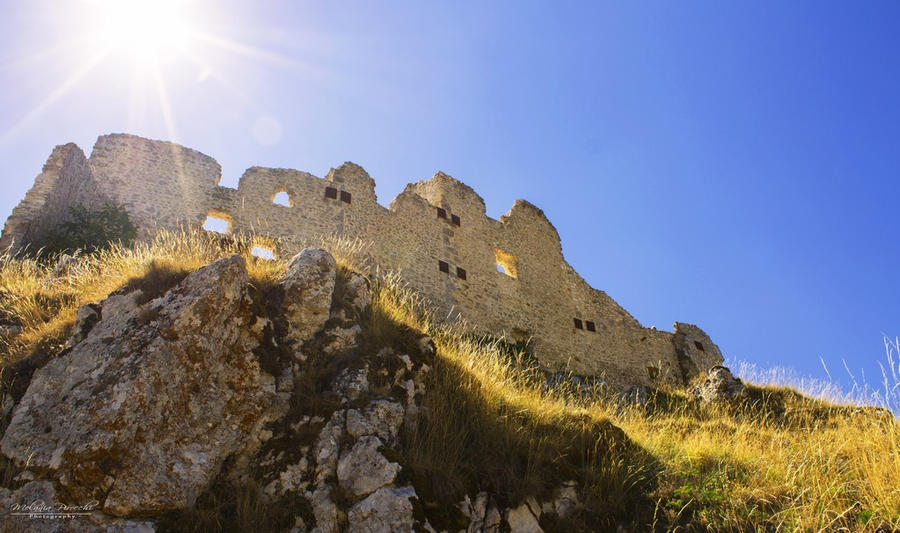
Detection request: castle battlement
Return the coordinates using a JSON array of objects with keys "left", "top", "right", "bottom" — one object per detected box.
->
[{"left": 1, "top": 133, "right": 724, "bottom": 388}]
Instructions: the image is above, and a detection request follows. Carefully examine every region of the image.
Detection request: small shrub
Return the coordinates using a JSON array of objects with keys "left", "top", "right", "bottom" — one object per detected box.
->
[{"left": 40, "top": 202, "right": 137, "bottom": 256}]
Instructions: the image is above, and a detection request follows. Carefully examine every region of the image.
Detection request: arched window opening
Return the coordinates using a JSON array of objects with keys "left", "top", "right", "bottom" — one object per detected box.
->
[{"left": 272, "top": 190, "right": 291, "bottom": 207}]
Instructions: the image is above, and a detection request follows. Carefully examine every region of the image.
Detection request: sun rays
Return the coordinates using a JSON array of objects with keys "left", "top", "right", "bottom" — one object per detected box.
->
[{"left": 1, "top": 0, "right": 306, "bottom": 146}]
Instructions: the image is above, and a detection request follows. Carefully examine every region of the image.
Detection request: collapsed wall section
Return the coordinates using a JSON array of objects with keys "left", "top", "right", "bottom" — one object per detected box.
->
[
  {"left": 0, "top": 143, "right": 107, "bottom": 251},
  {"left": 0, "top": 134, "right": 725, "bottom": 389}
]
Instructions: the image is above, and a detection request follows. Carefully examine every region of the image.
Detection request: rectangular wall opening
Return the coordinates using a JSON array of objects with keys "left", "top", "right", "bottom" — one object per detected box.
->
[
  {"left": 573, "top": 318, "right": 584, "bottom": 330},
  {"left": 325, "top": 186, "right": 337, "bottom": 199},
  {"left": 251, "top": 246, "right": 276, "bottom": 260},
  {"left": 202, "top": 212, "right": 231, "bottom": 234},
  {"left": 438, "top": 260, "right": 449, "bottom": 273}
]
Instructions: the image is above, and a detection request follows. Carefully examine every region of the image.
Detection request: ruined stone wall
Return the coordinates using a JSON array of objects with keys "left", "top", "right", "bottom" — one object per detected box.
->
[
  {"left": 88, "top": 134, "right": 222, "bottom": 237},
  {"left": 0, "top": 134, "right": 724, "bottom": 388},
  {"left": 0, "top": 143, "right": 108, "bottom": 251}
]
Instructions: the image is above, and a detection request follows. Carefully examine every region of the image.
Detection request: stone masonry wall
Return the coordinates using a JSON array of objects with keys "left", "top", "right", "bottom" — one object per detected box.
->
[
  {"left": 0, "top": 134, "right": 724, "bottom": 389},
  {"left": 0, "top": 143, "right": 108, "bottom": 251}
]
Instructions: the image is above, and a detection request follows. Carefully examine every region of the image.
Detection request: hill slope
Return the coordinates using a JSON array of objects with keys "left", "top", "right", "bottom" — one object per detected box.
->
[{"left": 0, "top": 231, "right": 897, "bottom": 532}]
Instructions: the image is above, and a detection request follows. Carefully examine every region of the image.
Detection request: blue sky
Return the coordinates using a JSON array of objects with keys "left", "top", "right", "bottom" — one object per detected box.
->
[{"left": 1, "top": 1, "right": 898, "bottom": 393}]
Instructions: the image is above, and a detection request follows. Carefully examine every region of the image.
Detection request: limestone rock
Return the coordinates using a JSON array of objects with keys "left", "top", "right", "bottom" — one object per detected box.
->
[
  {"left": 337, "top": 435, "right": 400, "bottom": 498},
  {"left": 333, "top": 366, "right": 369, "bottom": 403},
  {"left": 693, "top": 365, "right": 746, "bottom": 402},
  {"left": 64, "top": 303, "right": 100, "bottom": 349},
  {"left": 0, "top": 480, "right": 155, "bottom": 532},
  {"left": 553, "top": 481, "right": 580, "bottom": 520},
  {"left": 264, "top": 458, "right": 310, "bottom": 498},
  {"left": 460, "top": 492, "right": 492, "bottom": 533},
  {"left": 309, "top": 486, "right": 340, "bottom": 533},
  {"left": 282, "top": 248, "right": 337, "bottom": 349},
  {"left": 343, "top": 271, "right": 371, "bottom": 312},
  {"left": 484, "top": 504, "right": 502, "bottom": 533},
  {"left": 0, "top": 255, "right": 275, "bottom": 517},
  {"left": 347, "top": 485, "right": 417, "bottom": 533},
  {"left": 323, "top": 324, "right": 362, "bottom": 353},
  {"left": 276, "top": 367, "right": 295, "bottom": 392},
  {"left": 506, "top": 501, "right": 544, "bottom": 533},
  {"left": 345, "top": 400, "right": 405, "bottom": 445},
  {"left": 314, "top": 410, "right": 346, "bottom": 484}
]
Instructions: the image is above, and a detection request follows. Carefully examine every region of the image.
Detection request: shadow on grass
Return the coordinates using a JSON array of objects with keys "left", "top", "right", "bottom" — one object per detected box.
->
[{"left": 402, "top": 350, "right": 664, "bottom": 532}]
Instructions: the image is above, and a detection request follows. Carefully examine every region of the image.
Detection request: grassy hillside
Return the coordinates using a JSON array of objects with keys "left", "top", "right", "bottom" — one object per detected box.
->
[{"left": 1, "top": 231, "right": 898, "bottom": 531}]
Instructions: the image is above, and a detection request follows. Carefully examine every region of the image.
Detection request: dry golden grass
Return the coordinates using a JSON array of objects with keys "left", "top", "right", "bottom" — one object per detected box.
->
[
  {"left": 0, "top": 230, "right": 283, "bottom": 367},
  {"left": 1, "top": 229, "right": 898, "bottom": 531},
  {"left": 366, "top": 253, "right": 900, "bottom": 531}
]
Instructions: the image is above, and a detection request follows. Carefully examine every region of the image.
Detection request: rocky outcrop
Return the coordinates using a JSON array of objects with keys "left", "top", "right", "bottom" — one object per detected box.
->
[
  {"left": 346, "top": 485, "right": 417, "bottom": 533},
  {"left": 0, "top": 247, "right": 599, "bottom": 532},
  {"left": 693, "top": 365, "right": 746, "bottom": 402},
  {"left": 506, "top": 499, "right": 544, "bottom": 533},
  {"left": 281, "top": 249, "right": 337, "bottom": 350},
  {"left": 337, "top": 435, "right": 401, "bottom": 498},
  {"left": 270, "top": 346, "right": 434, "bottom": 533},
  {"left": 1, "top": 254, "right": 275, "bottom": 516},
  {"left": 0, "top": 480, "right": 155, "bottom": 533}
]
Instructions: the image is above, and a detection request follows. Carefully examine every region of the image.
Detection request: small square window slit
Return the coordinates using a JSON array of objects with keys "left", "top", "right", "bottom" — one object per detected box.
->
[
  {"left": 324, "top": 187, "right": 337, "bottom": 199},
  {"left": 574, "top": 318, "right": 584, "bottom": 330},
  {"left": 340, "top": 190, "right": 352, "bottom": 204},
  {"left": 438, "top": 260, "right": 449, "bottom": 273},
  {"left": 456, "top": 267, "right": 467, "bottom": 280}
]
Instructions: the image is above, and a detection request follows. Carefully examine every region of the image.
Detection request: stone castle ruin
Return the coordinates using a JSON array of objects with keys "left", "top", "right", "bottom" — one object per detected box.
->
[{"left": 1, "top": 133, "right": 723, "bottom": 388}]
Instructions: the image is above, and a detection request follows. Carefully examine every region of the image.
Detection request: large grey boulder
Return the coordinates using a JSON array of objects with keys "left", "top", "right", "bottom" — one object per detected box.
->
[
  {"left": 505, "top": 499, "right": 544, "bottom": 533},
  {"left": 345, "top": 400, "right": 405, "bottom": 445},
  {"left": 347, "top": 485, "right": 418, "bottom": 533},
  {"left": 282, "top": 248, "right": 337, "bottom": 349},
  {"left": 0, "top": 255, "right": 276, "bottom": 516},
  {"left": 337, "top": 435, "right": 401, "bottom": 499},
  {"left": 693, "top": 365, "right": 746, "bottom": 402}
]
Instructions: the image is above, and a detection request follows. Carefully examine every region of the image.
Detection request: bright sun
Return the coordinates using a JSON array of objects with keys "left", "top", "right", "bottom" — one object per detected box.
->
[
  {"left": 94, "top": 0, "right": 194, "bottom": 61},
  {"left": 3, "top": 0, "right": 301, "bottom": 144}
]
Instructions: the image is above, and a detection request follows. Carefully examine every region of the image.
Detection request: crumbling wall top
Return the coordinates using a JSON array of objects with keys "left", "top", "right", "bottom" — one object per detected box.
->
[
  {"left": 410, "top": 172, "right": 487, "bottom": 219},
  {"left": 0, "top": 133, "right": 726, "bottom": 389}
]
